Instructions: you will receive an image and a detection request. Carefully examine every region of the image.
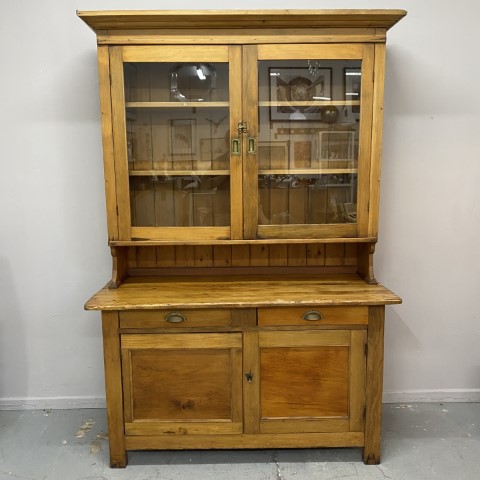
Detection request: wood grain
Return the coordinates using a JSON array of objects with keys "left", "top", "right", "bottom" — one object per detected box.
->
[
  {"left": 96, "top": 29, "right": 386, "bottom": 46},
  {"left": 243, "top": 331, "right": 260, "bottom": 434},
  {"left": 259, "top": 344, "right": 349, "bottom": 418},
  {"left": 242, "top": 45, "right": 259, "bottom": 239},
  {"left": 96, "top": 46, "right": 118, "bottom": 241},
  {"left": 119, "top": 308, "right": 232, "bottom": 329},
  {"left": 258, "top": 306, "right": 368, "bottom": 326},
  {"left": 122, "top": 45, "right": 229, "bottom": 62},
  {"left": 85, "top": 274, "right": 402, "bottom": 311},
  {"left": 121, "top": 332, "right": 243, "bottom": 434},
  {"left": 350, "top": 329, "right": 367, "bottom": 432},
  {"left": 80, "top": 8, "right": 406, "bottom": 465},
  {"left": 109, "top": 47, "right": 131, "bottom": 240},
  {"left": 78, "top": 10, "right": 407, "bottom": 31},
  {"left": 124, "top": 432, "right": 364, "bottom": 450},
  {"left": 101, "top": 312, "right": 127, "bottom": 468},
  {"left": 368, "top": 43, "right": 387, "bottom": 238},
  {"left": 258, "top": 43, "right": 364, "bottom": 60},
  {"left": 356, "top": 45, "right": 375, "bottom": 237},
  {"left": 363, "top": 305, "right": 385, "bottom": 464},
  {"left": 229, "top": 45, "right": 244, "bottom": 239}
]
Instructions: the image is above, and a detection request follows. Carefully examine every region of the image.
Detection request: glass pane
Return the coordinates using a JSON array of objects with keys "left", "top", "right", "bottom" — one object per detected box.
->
[
  {"left": 258, "top": 59, "right": 361, "bottom": 225},
  {"left": 130, "top": 176, "right": 230, "bottom": 227},
  {"left": 125, "top": 62, "right": 229, "bottom": 102},
  {"left": 123, "top": 62, "right": 230, "bottom": 227}
]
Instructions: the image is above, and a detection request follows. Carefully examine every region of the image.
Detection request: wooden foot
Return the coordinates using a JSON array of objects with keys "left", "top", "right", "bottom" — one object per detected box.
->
[
  {"left": 110, "top": 453, "right": 128, "bottom": 468},
  {"left": 363, "top": 448, "right": 380, "bottom": 465}
]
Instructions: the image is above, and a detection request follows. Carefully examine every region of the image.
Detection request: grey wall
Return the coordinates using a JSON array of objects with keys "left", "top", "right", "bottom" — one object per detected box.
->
[{"left": 0, "top": 0, "right": 479, "bottom": 408}]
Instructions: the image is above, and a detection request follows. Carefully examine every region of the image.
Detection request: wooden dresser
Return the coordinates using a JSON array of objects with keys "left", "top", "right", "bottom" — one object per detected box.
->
[{"left": 78, "top": 9, "right": 405, "bottom": 467}]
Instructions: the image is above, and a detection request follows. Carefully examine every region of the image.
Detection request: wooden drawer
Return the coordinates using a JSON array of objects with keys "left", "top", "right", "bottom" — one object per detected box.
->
[
  {"left": 119, "top": 309, "right": 232, "bottom": 329},
  {"left": 258, "top": 306, "right": 368, "bottom": 326}
]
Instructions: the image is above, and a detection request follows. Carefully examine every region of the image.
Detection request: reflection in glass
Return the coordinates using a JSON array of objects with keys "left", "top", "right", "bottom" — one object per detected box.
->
[
  {"left": 130, "top": 176, "right": 230, "bottom": 227},
  {"left": 258, "top": 59, "right": 361, "bottom": 225},
  {"left": 123, "top": 62, "right": 230, "bottom": 228},
  {"left": 258, "top": 174, "right": 357, "bottom": 225},
  {"left": 170, "top": 63, "right": 217, "bottom": 102},
  {"left": 126, "top": 108, "right": 229, "bottom": 172},
  {"left": 124, "top": 63, "right": 228, "bottom": 102}
]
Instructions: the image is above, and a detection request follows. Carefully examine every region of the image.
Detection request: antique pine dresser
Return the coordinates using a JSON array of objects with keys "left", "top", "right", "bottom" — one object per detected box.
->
[{"left": 78, "top": 9, "right": 405, "bottom": 467}]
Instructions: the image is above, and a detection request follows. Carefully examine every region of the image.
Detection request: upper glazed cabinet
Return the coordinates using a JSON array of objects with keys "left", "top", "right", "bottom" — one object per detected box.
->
[{"left": 83, "top": 11, "right": 404, "bottom": 243}]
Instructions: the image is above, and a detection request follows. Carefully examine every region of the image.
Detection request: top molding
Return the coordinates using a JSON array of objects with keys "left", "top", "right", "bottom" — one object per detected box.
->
[{"left": 77, "top": 9, "right": 407, "bottom": 32}]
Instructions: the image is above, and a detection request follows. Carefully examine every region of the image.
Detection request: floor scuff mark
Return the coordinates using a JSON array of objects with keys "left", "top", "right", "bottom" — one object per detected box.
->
[
  {"left": 90, "top": 432, "right": 108, "bottom": 454},
  {"left": 75, "top": 419, "right": 95, "bottom": 438}
]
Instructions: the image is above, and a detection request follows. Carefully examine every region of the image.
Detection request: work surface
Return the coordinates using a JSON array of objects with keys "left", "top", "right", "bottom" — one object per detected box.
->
[{"left": 85, "top": 274, "right": 401, "bottom": 310}]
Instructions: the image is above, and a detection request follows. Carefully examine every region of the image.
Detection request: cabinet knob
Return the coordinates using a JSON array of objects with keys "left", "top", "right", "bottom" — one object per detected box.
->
[
  {"left": 165, "top": 312, "right": 187, "bottom": 323},
  {"left": 302, "top": 310, "right": 323, "bottom": 321}
]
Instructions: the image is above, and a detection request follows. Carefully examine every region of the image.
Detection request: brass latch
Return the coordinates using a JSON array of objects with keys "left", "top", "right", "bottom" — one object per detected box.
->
[{"left": 237, "top": 121, "right": 248, "bottom": 135}]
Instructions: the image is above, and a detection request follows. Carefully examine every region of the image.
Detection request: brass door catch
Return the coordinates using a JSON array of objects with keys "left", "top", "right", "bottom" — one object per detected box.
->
[{"left": 237, "top": 121, "right": 248, "bottom": 135}]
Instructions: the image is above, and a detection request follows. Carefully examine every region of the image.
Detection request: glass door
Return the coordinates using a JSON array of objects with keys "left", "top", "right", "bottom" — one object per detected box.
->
[
  {"left": 110, "top": 46, "right": 242, "bottom": 241},
  {"left": 243, "top": 44, "right": 374, "bottom": 239}
]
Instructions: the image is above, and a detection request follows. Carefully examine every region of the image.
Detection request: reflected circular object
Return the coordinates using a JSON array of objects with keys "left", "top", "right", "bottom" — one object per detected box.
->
[
  {"left": 320, "top": 106, "right": 339, "bottom": 123},
  {"left": 289, "top": 76, "right": 314, "bottom": 102},
  {"left": 170, "top": 63, "right": 216, "bottom": 102}
]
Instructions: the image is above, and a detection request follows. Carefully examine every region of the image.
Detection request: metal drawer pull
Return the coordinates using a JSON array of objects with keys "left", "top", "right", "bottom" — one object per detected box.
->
[
  {"left": 302, "top": 310, "right": 323, "bottom": 321},
  {"left": 165, "top": 312, "right": 186, "bottom": 323}
]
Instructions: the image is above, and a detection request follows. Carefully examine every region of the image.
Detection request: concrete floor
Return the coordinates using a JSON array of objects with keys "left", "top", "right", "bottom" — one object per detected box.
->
[{"left": 0, "top": 403, "right": 479, "bottom": 480}]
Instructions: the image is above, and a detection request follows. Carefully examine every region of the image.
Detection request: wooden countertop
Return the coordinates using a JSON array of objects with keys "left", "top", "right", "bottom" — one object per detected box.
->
[{"left": 85, "top": 274, "right": 401, "bottom": 311}]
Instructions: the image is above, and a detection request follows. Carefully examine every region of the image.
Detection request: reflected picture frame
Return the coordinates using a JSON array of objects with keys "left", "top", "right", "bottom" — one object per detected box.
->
[
  {"left": 258, "top": 140, "right": 290, "bottom": 170},
  {"left": 344, "top": 67, "right": 362, "bottom": 121},
  {"left": 169, "top": 118, "right": 197, "bottom": 155},
  {"left": 269, "top": 67, "right": 332, "bottom": 121}
]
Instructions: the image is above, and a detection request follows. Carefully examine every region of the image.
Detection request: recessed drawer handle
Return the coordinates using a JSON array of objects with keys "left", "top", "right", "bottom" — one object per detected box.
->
[
  {"left": 165, "top": 312, "right": 187, "bottom": 323},
  {"left": 302, "top": 310, "right": 323, "bottom": 321}
]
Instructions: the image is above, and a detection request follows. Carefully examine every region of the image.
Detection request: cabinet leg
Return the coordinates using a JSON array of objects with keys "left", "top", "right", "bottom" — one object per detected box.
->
[
  {"left": 109, "top": 453, "right": 128, "bottom": 468},
  {"left": 102, "top": 311, "right": 127, "bottom": 469},
  {"left": 363, "top": 306, "right": 385, "bottom": 465},
  {"left": 363, "top": 447, "right": 380, "bottom": 465}
]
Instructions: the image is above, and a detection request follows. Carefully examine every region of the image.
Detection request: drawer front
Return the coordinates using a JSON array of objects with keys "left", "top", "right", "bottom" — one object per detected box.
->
[
  {"left": 119, "top": 309, "right": 232, "bottom": 329},
  {"left": 258, "top": 306, "right": 368, "bottom": 326}
]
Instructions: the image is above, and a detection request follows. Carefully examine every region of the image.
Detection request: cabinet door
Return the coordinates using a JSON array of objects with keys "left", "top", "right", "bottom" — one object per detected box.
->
[
  {"left": 121, "top": 333, "right": 243, "bottom": 435},
  {"left": 257, "top": 330, "right": 366, "bottom": 434},
  {"left": 109, "top": 46, "right": 243, "bottom": 241},
  {"left": 243, "top": 44, "right": 374, "bottom": 239}
]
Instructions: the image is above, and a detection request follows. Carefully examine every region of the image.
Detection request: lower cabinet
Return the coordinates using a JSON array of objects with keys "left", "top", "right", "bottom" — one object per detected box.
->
[
  {"left": 99, "top": 303, "right": 391, "bottom": 466},
  {"left": 258, "top": 330, "right": 366, "bottom": 434},
  {"left": 121, "top": 333, "right": 243, "bottom": 435},
  {"left": 120, "top": 323, "right": 367, "bottom": 438}
]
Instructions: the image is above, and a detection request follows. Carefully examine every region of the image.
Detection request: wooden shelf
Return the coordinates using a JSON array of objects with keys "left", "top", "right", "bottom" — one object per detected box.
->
[
  {"left": 259, "top": 168, "right": 357, "bottom": 175},
  {"left": 259, "top": 100, "right": 360, "bottom": 107},
  {"left": 126, "top": 101, "right": 229, "bottom": 108},
  {"left": 129, "top": 169, "right": 229, "bottom": 176},
  {"left": 130, "top": 169, "right": 358, "bottom": 176},
  {"left": 109, "top": 237, "right": 377, "bottom": 246}
]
